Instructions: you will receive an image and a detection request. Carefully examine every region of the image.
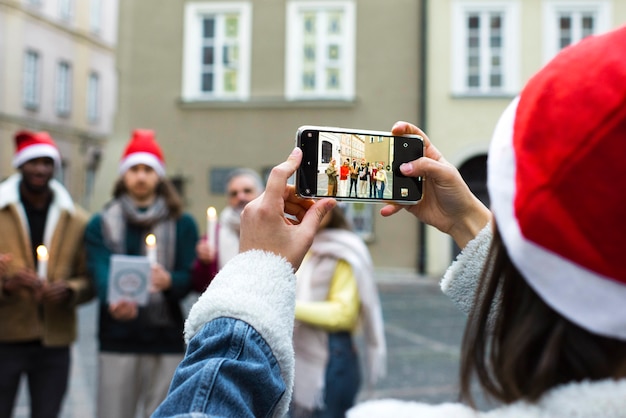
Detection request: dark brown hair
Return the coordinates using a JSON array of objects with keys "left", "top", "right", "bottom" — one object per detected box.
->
[
  {"left": 322, "top": 206, "right": 351, "bottom": 231},
  {"left": 460, "top": 226, "right": 626, "bottom": 406},
  {"left": 112, "top": 177, "right": 183, "bottom": 219}
]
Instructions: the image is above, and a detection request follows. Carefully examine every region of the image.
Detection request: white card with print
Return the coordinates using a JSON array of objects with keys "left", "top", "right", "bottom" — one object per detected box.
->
[{"left": 107, "top": 255, "right": 150, "bottom": 306}]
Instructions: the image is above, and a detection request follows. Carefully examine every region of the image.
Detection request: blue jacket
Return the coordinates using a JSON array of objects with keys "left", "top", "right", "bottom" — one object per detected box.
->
[{"left": 153, "top": 250, "right": 297, "bottom": 418}]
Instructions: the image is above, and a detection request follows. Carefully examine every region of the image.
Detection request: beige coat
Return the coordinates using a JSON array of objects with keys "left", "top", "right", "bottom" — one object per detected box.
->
[{"left": 0, "top": 174, "right": 94, "bottom": 346}]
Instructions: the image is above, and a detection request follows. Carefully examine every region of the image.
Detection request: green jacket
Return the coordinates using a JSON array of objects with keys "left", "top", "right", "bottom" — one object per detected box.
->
[{"left": 0, "top": 174, "right": 94, "bottom": 347}]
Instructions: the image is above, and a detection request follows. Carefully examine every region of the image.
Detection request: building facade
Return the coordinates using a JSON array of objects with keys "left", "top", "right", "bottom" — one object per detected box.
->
[
  {"left": 424, "top": 0, "right": 626, "bottom": 275},
  {"left": 0, "top": 0, "right": 118, "bottom": 209},
  {"left": 94, "top": 0, "right": 426, "bottom": 271}
]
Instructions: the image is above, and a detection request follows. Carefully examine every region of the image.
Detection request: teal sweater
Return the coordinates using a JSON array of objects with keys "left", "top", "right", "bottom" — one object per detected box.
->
[{"left": 85, "top": 211, "right": 198, "bottom": 353}]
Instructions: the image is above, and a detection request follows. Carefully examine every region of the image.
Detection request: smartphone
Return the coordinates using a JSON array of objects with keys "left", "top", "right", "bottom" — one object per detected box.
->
[{"left": 296, "top": 125, "right": 423, "bottom": 204}]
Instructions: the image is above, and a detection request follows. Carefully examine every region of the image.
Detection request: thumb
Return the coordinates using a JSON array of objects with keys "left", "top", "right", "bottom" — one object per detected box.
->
[{"left": 299, "top": 198, "right": 336, "bottom": 233}]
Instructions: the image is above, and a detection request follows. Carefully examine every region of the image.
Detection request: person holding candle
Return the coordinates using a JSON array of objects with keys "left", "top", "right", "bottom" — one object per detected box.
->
[
  {"left": 84, "top": 129, "right": 198, "bottom": 418},
  {"left": 191, "top": 168, "right": 264, "bottom": 293},
  {"left": 0, "top": 130, "right": 94, "bottom": 418}
]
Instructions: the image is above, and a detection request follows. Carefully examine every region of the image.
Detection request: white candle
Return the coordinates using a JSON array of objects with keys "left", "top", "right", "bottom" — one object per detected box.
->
[
  {"left": 36, "top": 245, "right": 48, "bottom": 281},
  {"left": 207, "top": 207, "right": 217, "bottom": 249},
  {"left": 145, "top": 234, "right": 157, "bottom": 265}
]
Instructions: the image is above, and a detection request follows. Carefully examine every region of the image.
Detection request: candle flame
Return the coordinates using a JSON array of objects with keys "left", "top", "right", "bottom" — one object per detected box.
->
[
  {"left": 36, "top": 245, "right": 49, "bottom": 261},
  {"left": 207, "top": 206, "right": 217, "bottom": 219},
  {"left": 145, "top": 234, "right": 156, "bottom": 247}
]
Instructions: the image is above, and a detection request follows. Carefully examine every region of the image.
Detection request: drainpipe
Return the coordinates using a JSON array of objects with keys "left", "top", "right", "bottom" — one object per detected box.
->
[{"left": 417, "top": 0, "right": 428, "bottom": 275}]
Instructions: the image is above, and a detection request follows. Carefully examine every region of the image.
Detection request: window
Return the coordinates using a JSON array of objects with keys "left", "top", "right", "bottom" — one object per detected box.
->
[
  {"left": 452, "top": 1, "right": 520, "bottom": 96},
  {"left": 56, "top": 61, "right": 72, "bottom": 116},
  {"left": 87, "top": 72, "right": 100, "bottom": 123},
  {"left": 285, "top": 1, "right": 355, "bottom": 100},
  {"left": 182, "top": 2, "right": 252, "bottom": 101},
  {"left": 23, "top": 50, "right": 40, "bottom": 110},
  {"left": 90, "top": 0, "right": 102, "bottom": 33},
  {"left": 543, "top": 1, "right": 611, "bottom": 62},
  {"left": 59, "top": 0, "right": 73, "bottom": 21}
]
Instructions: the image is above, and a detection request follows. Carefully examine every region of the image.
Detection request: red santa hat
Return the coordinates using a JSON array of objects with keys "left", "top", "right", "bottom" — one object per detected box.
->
[
  {"left": 118, "top": 129, "right": 165, "bottom": 177},
  {"left": 12, "top": 130, "right": 61, "bottom": 169},
  {"left": 488, "top": 25, "right": 626, "bottom": 340}
]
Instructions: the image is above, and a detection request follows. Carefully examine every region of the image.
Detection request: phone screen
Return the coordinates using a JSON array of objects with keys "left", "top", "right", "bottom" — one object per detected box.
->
[{"left": 296, "top": 126, "right": 423, "bottom": 204}]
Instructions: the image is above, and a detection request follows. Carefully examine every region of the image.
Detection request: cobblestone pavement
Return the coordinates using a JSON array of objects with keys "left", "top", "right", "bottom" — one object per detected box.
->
[{"left": 15, "top": 271, "right": 490, "bottom": 417}]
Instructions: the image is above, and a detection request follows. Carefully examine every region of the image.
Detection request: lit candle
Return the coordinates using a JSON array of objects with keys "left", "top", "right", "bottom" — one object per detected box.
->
[
  {"left": 207, "top": 207, "right": 217, "bottom": 249},
  {"left": 36, "top": 245, "right": 48, "bottom": 281},
  {"left": 145, "top": 234, "right": 157, "bottom": 265}
]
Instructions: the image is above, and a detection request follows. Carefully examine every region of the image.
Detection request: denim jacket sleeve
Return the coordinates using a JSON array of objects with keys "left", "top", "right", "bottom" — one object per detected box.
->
[
  {"left": 152, "top": 317, "right": 286, "bottom": 418},
  {"left": 152, "top": 250, "right": 297, "bottom": 418}
]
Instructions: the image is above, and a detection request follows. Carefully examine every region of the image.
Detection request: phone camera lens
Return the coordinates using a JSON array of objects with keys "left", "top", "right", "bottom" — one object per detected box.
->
[{"left": 403, "top": 142, "right": 409, "bottom": 148}]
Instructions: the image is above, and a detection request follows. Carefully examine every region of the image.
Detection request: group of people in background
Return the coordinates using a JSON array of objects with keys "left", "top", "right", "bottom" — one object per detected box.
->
[
  {"left": 326, "top": 158, "right": 388, "bottom": 199},
  {"left": 0, "top": 127, "right": 383, "bottom": 418}
]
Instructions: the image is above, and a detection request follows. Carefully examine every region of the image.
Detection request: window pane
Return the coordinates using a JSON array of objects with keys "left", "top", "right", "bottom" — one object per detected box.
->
[
  {"left": 328, "top": 44, "right": 340, "bottom": 60},
  {"left": 202, "top": 72, "right": 213, "bottom": 92},
  {"left": 304, "top": 44, "right": 315, "bottom": 62},
  {"left": 321, "top": 140, "right": 332, "bottom": 163},
  {"left": 468, "top": 74, "right": 480, "bottom": 87},
  {"left": 303, "top": 72, "right": 315, "bottom": 90},
  {"left": 23, "top": 51, "right": 39, "bottom": 108},
  {"left": 328, "top": 13, "right": 341, "bottom": 34},
  {"left": 203, "top": 46, "right": 213, "bottom": 65},
  {"left": 87, "top": 72, "right": 99, "bottom": 122},
  {"left": 304, "top": 14, "right": 315, "bottom": 34},
  {"left": 225, "top": 15, "right": 238, "bottom": 37},
  {"left": 203, "top": 18, "right": 215, "bottom": 38},
  {"left": 224, "top": 70, "right": 237, "bottom": 92},
  {"left": 582, "top": 14, "right": 595, "bottom": 38},
  {"left": 468, "top": 15, "right": 479, "bottom": 29},
  {"left": 490, "top": 74, "right": 501, "bottom": 87},
  {"left": 327, "top": 68, "right": 340, "bottom": 90}
]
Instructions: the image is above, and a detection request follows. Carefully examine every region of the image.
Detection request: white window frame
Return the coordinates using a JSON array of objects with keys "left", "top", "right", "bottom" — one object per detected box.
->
[
  {"left": 23, "top": 50, "right": 40, "bottom": 110},
  {"left": 542, "top": 0, "right": 611, "bottom": 63},
  {"left": 182, "top": 2, "right": 252, "bottom": 101},
  {"left": 451, "top": 0, "right": 520, "bottom": 96},
  {"left": 285, "top": 1, "right": 355, "bottom": 101},
  {"left": 56, "top": 60, "right": 72, "bottom": 116},
  {"left": 87, "top": 72, "right": 100, "bottom": 123},
  {"left": 59, "top": 0, "right": 73, "bottom": 21}
]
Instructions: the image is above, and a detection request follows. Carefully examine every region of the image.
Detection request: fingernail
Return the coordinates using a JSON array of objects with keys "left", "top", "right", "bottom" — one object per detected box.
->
[
  {"left": 400, "top": 163, "right": 411, "bottom": 173},
  {"left": 290, "top": 147, "right": 301, "bottom": 156}
]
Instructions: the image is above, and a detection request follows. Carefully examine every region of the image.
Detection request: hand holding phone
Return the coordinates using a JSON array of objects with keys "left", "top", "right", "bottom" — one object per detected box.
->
[{"left": 296, "top": 126, "right": 424, "bottom": 204}]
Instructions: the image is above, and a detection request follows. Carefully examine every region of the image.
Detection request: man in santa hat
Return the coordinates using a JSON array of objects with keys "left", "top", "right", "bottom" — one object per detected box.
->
[
  {"left": 84, "top": 129, "right": 198, "bottom": 418},
  {"left": 0, "top": 130, "right": 94, "bottom": 418}
]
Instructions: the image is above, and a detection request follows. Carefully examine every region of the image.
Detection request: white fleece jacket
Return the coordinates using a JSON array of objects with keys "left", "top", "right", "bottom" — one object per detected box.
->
[{"left": 348, "top": 224, "right": 626, "bottom": 417}]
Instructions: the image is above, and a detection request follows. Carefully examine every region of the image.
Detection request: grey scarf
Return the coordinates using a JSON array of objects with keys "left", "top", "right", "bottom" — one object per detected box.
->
[{"left": 101, "top": 195, "right": 177, "bottom": 326}]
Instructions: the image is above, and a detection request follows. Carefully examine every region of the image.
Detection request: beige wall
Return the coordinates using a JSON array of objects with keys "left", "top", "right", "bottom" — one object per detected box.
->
[{"left": 95, "top": 0, "right": 425, "bottom": 271}]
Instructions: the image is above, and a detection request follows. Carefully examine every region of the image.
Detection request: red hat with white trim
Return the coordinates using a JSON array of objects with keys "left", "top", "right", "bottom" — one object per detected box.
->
[
  {"left": 487, "top": 25, "right": 626, "bottom": 340},
  {"left": 119, "top": 129, "right": 165, "bottom": 177},
  {"left": 13, "top": 130, "right": 61, "bottom": 169}
]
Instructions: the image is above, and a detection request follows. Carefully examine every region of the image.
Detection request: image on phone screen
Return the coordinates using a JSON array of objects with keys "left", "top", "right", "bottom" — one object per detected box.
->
[{"left": 296, "top": 126, "right": 423, "bottom": 204}]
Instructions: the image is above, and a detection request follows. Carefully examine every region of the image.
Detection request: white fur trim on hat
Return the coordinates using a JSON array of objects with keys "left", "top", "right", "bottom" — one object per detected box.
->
[
  {"left": 12, "top": 144, "right": 61, "bottom": 169},
  {"left": 488, "top": 98, "right": 626, "bottom": 340},
  {"left": 118, "top": 152, "right": 165, "bottom": 177}
]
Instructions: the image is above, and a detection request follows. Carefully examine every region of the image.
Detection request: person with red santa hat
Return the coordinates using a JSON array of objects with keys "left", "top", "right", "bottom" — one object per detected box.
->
[
  {"left": 0, "top": 130, "right": 94, "bottom": 418},
  {"left": 152, "top": 24, "right": 626, "bottom": 418},
  {"left": 84, "top": 129, "right": 198, "bottom": 418}
]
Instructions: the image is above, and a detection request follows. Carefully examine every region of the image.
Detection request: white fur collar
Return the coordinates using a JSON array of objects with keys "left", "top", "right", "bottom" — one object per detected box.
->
[
  {"left": 348, "top": 378, "right": 626, "bottom": 418},
  {"left": 0, "top": 173, "right": 75, "bottom": 213}
]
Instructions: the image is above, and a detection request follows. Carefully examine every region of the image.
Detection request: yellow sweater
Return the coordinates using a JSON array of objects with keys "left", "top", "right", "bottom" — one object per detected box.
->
[{"left": 295, "top": 259, "right": 360, "bottom": 332}]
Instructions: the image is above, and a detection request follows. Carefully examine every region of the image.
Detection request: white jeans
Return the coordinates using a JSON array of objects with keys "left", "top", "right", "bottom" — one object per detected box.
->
[{"left": 97, "top": 352, "right": 183, "bottom": 418}]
